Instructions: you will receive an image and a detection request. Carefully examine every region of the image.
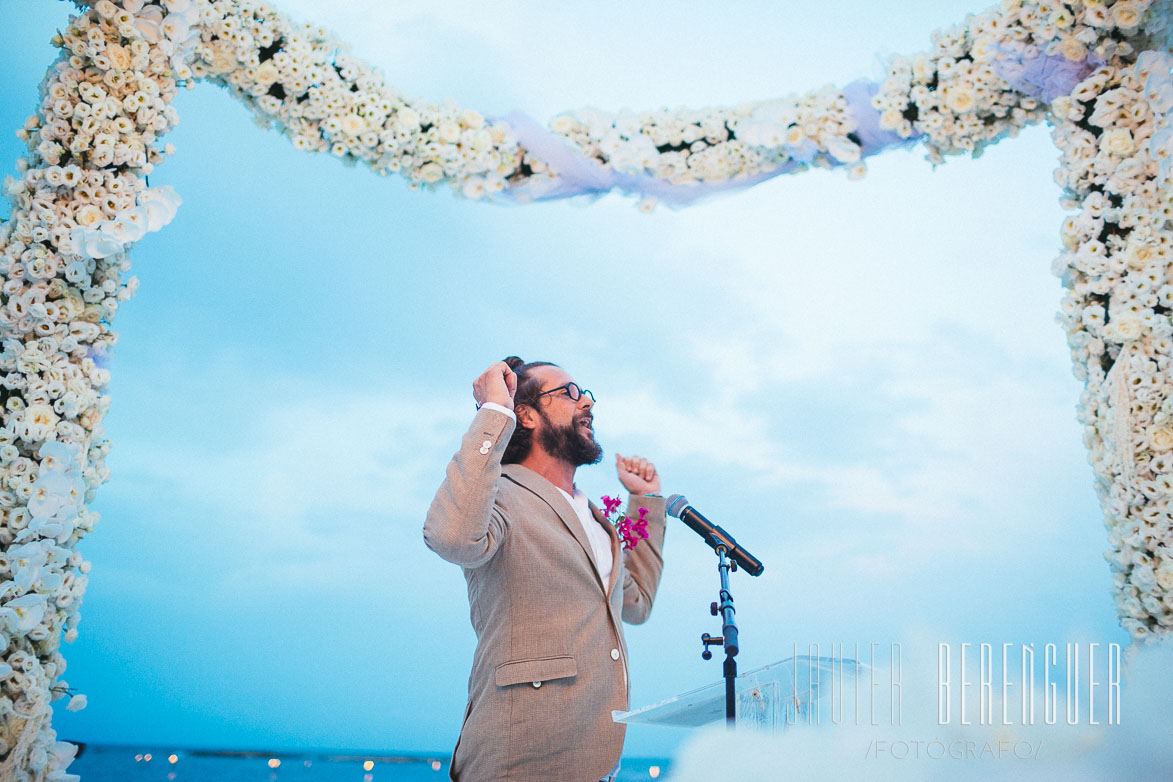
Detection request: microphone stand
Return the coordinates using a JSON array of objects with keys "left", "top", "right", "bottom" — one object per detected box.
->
[{"left": 700, "top": 543, "right": 740, "bottom": 726}]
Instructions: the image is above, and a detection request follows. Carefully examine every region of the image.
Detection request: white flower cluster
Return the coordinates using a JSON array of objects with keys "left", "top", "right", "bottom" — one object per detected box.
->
[
  {"left": 1050, "top": 44, "right": 1173, "bottom": 642},
  {"left": 872, "top": 16, "right": 1042, "bottom": 159},
  {"left": 185, "top": 0, "right": 522, "bottom": 199},
  {"left": 548, "top": 86, "right": 868, "bottom": 188},
  {"left": 873, "top": 0, "right": 1171, "bottom": 162},
  {"left": 0, "top": 0, "right": 196, "bottom": 776}
]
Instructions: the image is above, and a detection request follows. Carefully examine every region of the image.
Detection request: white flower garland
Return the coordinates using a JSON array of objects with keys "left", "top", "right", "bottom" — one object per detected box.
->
[
  {"left": 0, "top": 0, "right": 1168, "bottom": 777},
  {"left": 1051, "top": 48, "right": 1173, "bottom": 643}
]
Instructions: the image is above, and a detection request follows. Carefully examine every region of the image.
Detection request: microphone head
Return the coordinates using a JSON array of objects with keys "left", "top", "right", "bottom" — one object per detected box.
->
[{"left": 666, "top": 494, "right": 689, "bottom": 519}]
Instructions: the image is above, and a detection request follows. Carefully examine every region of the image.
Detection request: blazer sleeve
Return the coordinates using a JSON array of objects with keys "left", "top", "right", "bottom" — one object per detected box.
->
[
  {"left": 423, "top": 407, "right": 515, "bottom": 568},
  {"left": 620, "top": 494, "right": 666, "bottom": 625}
]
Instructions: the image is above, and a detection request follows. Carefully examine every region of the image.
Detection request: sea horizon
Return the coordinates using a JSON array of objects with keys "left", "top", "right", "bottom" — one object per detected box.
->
[{"left": 62, "top": 742, "right": 673, "bottom": 781}]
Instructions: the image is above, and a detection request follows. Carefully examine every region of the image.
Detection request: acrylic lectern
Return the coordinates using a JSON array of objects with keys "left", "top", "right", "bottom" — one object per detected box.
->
[{"left": 612, "top": 655, "right": 864, "bottom": 731}]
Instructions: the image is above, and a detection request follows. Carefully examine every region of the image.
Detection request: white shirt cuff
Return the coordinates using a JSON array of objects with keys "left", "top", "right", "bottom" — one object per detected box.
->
[{"left": 478, "top": 401, "right": 516, "bottom": 421}]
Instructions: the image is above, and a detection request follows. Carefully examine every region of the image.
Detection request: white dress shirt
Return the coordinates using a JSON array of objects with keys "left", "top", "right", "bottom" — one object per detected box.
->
[{"left": 556, "top": 486, "right": 614, "bottom": 587}]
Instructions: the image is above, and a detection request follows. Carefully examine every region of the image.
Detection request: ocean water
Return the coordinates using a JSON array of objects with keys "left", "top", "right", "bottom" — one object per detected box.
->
[{"left": 65, "top": 746, "right": 673, "bottom": 781}]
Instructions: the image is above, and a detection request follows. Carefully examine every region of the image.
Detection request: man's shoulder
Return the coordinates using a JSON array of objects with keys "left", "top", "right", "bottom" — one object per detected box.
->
[
  {"left": 493, "top": 465, "right": 526, "bottom": 504},
  {"left": 497, "top": 464, "right": 558, "bottom": 512}
]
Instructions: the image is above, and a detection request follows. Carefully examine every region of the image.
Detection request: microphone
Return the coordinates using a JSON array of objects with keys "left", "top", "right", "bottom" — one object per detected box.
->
[{"left": 666, "top": 495, "right": 764, "bottom": 576}]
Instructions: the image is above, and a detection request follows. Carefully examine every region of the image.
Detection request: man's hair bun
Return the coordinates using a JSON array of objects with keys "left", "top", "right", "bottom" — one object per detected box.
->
[{"left": 503, "top": 356, "right": 525, "bottom": 371}]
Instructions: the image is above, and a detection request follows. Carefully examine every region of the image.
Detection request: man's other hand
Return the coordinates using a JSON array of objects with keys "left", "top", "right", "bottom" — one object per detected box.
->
[{"left": 616, "top": 453, "right": 660, "bottom": 495}]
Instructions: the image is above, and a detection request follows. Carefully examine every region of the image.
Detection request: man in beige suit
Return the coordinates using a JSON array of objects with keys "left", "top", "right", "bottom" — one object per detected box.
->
[{"left": 424, "top": 357, "right": 666, "bottom": 782}]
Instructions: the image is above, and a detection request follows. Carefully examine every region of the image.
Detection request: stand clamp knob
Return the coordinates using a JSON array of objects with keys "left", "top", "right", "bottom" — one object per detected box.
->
[{"left": 700, "top": 632, "right": 724, "bottom": 660}]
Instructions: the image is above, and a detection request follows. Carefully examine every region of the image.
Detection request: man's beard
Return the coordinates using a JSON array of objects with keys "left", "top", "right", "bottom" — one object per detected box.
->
[{"left": 537, "top": 409, "right": 603, "bottom": 467}]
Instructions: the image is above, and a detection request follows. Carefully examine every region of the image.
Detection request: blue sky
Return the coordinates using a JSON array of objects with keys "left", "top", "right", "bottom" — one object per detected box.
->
[{"left": 0, "top": 0, "right": 1132, "bottom": 765}]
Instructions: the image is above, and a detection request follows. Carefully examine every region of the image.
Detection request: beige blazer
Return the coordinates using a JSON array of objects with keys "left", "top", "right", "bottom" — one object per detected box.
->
[{"left": 424, "top": 408, "right": 666, "bottom": 782}]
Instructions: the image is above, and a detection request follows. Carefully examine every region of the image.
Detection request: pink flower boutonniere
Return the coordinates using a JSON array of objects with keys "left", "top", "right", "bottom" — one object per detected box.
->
[{"left": 601, "top": 495, "right": 649, "bottom": 550}]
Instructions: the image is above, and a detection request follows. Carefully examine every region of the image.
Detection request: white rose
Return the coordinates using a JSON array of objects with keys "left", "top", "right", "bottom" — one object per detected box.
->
[
  {"left": 944, "top": 85, "right": 977, "bottom": 113},
  {"left": 467, "top": 128, "right": 493, "bottom": 152},
  {"left": 1149, "top": 425, "right": 1173, "bottom": 451},
  {"left": 1058, "top": 37, "right": 1088, "bottom": 62},
  {"left": 1112, "top": 314, "right": 1143, "bottom": 341},
  {"left": 396, "top": 107, "right": 420, "bottom": 129},
  {"left": 254, "top": 61, "right": 279, "bottom": 85},
  {"left": 418, "top": 162, "right": 444, "bottom": 183},
  {"left": 1120, "top": 593, "right": 1146, "bottom": 619},
  {"left": 1126, "top": 242, "right": 1156, "bottom": 270},
  {"left": 437, "top": 121, "right": 461, "bottom": 144},
  {"left": 1118, "top": 616, "right": 1143, "bottom": 645},
  {"left": 1111, "top": 1, "right": 1141, "bottom": 29},
  {"left": 339, "top": 113, "right": 366, "bottom": 136},
  {"left": 911, "top": 55, "right": 935, "bottom": 82},
  {"left": 1101, "top": 128, "right": 1135, "bottom": 157},
  {"left": 1131, "top": 563, "right": 1158, "bottom": 592},
  {"left": 209, "top": 49, "right": 236, "bottom": 74},
  {"left": 879, "top": 109, "right": 903, "bottom": 130},
  {"left": 74, "top": 204, "right": 102, "bottom": 227},
  {"left": 550, "top": 115, "right": 576, "bottom": 135},
  {"left": 461, "top": 177, "right": 485, "bottom": 200},
  {"left": 1156, "top": 564, "right": 1173, "bottom": 590},
  {"left": 825, "top": 136, "right": 861, "bottom": 163},
  {"left": 26, "top": 403, "right": 57, "bottom": 428},
  {"left": 970, "top": 35, "right": 996, "bottom": 60}
]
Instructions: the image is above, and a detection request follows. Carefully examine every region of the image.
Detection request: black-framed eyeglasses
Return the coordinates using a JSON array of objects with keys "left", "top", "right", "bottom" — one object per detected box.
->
[{"left": 536, "top": 382, "right": 596, "bottom": 404}]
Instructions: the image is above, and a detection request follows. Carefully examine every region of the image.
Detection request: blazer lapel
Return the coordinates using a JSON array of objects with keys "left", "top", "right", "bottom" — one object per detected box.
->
[{"left": 502, "top": 465, "right": 604, "bottom": 591}]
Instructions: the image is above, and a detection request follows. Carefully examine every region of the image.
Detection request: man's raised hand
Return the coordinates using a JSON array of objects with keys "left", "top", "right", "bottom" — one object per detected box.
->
[
  {"left": 473, "top": 361, "right": 517, "bottom": 410},
  {"left": 616, "top": 453, "right": 661, "bottom": 496}
]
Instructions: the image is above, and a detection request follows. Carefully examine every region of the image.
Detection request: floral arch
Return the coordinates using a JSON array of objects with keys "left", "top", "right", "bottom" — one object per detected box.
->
[{"left": 0, "top": 0, "right": 1170, "bottom": 777}]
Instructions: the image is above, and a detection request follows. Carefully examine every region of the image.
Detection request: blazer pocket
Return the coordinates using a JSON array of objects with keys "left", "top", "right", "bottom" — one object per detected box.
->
[{"left": 494, "top": 655, "right": 578, "bottom": 687}]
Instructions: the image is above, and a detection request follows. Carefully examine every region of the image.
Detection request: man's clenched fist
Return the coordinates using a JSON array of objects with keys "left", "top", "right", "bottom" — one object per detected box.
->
[{"left": 473, "top": 361, "right": 517, "bottom": 409}]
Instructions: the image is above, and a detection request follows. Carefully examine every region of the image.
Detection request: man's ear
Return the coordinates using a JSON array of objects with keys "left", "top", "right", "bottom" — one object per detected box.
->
[{"left": 515, "top": 404, "right": 537, "bottom": 430}]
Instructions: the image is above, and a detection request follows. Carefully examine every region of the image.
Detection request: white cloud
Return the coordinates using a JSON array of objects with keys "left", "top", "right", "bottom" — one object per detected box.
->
[
  {"left": 602, "top": 323, "right": 1084, "bottom": 569},
  {"left": 102, "top": 367, "right": 472, "bottom": 598}
]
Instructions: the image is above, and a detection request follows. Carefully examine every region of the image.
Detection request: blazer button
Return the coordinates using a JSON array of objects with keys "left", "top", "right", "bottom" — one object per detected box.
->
[
  {"left": 479, "top": 446, "right": 490, "bottom": 454},
  {"left": 610, "top": 648, "right": 620, "bottom": 661},
  {"left": 532, "top": 681, "right": 542, "bottom": 688},
  {"left": 481, "top": 440, "right": 492, "bottom": 448}
]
